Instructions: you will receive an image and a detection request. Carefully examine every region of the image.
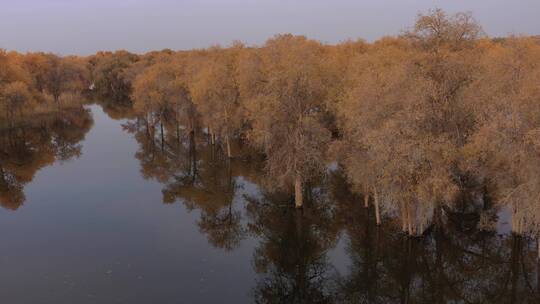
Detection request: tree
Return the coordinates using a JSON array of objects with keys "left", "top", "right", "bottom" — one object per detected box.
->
[
  {"left": 132, "top": 56, "right": 199, "bottom": 149},
  {"left": 190, "top": 44, "right": 245, "bottom": 158},
  {"left": 407, "top": 8, "right": 483, "bottom": 52},
  {"left": 89, "top": 50, "right": 139, "bottom": 102},
  {"left": 21, "top": 52, "right": 51, "bottom": 93},
  {"left": 43, "top": 54, "right": 89, "bottom": 103},
  {"left": 333, "top": 9, "right": 484, "bottom": 234},
  {"left": 0, "top": 81, "right": 32, "bottom": 122},
  {"left": 0, "top": 50, "right": 33, "bottom": 124},
  {"left": 464, "top": 37, "right": 540, "bottom": 249},
  {"left": 239, "top": 35, "right": 332, "bottom": 208},
  {"left": 335, "top": 37, "right": 416, "bottom": 227}
]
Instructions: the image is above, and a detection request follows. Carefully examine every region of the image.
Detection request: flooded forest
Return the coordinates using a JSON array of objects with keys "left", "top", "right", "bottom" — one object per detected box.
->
[{"left": 1, "top": 9, "right": 540, "bottom": 303}]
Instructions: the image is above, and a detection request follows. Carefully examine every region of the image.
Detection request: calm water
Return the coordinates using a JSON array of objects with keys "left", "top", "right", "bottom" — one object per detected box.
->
[{"left": 1, "top": 105, "right": 539, "bottom": 303}]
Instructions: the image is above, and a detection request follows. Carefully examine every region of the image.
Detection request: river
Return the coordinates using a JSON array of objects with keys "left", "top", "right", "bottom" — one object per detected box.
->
[{"left": 0, "top": 104, "right": 538, "bottom": 303}]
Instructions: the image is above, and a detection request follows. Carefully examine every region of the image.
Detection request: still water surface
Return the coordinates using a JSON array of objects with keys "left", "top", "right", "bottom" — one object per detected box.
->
[{"left": 0, "top": 105, "right": 539, "bottom": 303}]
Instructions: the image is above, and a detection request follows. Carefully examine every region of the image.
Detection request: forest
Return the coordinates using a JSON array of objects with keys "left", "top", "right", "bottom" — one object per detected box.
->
[{"left": 2, "top": 8, "right": 540, "bottom": 245}]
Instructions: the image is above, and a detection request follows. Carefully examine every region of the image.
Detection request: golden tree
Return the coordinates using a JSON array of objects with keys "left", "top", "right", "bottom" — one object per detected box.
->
[{"left": 240, "top": 35, "right": 331, "bottom": 208}]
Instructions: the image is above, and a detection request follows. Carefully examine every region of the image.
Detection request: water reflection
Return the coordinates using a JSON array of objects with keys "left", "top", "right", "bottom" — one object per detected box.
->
[
  {"left": 117, "top": 104, "right": 529, "bottom": 302},
  {"left": 122, "top": 113, "right": 263, "bottom": 251},
  {"left": 123, "top": 110, "right": 540, "bottom": 302},
  {"left": 246, "top": 190, "right": 340, "bottom": 303},
  {"left": 0, "top": 107, "right": 93, "bottom": 210},
  {"left": 1, "top": 105, "right": 539, "bottom": 303}
]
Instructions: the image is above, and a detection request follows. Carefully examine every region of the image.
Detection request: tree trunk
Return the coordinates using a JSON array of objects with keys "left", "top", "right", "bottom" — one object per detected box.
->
[
  {"left": 434, "top": 205, "right": 442, "bottom": 230},
  {"left": 160, "top": 122, "right": 165, "bottom": 151},
  {"left": 190, "top": 131, "right": 198, "bottom": 182},
  {"left": 510, "top": 235, "right": 521, "bottom": 303},
  {"left": 538, "top": 238, "right": 540, "bottom": 260},
  {"left": 535, "top": 239, "right": 540, "bottom": 303},
  {"left": 364, "top": 194, "right": 369, "bottom": 208},
  {"left": 295, "top": 173, "right": 303, "bottom": 209},
  {"left": 407, "top": 203, "right": 413, "bottom": 236},
  {"left": 512, "top": 208, "right": 523, "bottom": 234},
  {"left": 175, "top": 119, "right": 180, "bottom": 144},
  {"left": 374, "top": 190, "right": 381, "bottom": 226},
  {"left": 175, "top": 103, "right": 180, "bottom": 143},
  {"left": 401, "top": 201, "right": 407, "bottom": 232},
  {"left": 226, "top": 134, "right": 232, "bottom": 158},
  {"left": 414, "top": 213, "right": 419, "bottom": 236}
]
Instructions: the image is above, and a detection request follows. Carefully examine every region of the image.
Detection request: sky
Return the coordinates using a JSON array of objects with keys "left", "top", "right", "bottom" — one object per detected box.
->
[{"left": 1, "top": 0, "right": 539, "bottom": 55}]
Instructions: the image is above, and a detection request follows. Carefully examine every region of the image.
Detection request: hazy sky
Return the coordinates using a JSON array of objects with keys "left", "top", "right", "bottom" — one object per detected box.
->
[{"left": 1, "top": 0, "right": 539, "bottom": 55}]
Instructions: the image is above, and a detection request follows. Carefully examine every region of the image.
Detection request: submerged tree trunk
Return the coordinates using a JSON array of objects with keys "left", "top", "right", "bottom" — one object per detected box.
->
[
  {"left": 407, "top": 202, "right": 413, "bottom": 236},
  {"left": 208, "top": 126, "right": 216, "bottom": 145},
  {"left": 373, "top": 190, "right": 381, "bottom": 226},
  {"left": 175, "top": 102, "right": 180, "bottom": 143},
  {"left": 511, "top": 207, "right": 523, "bottom": 234},
  {"left": 401, "top": 201, "right": 408, "bottom": 232},
  {"left": 536, "top": 239, "right": 540, "bottom": 300},
  {"left": 434, "top": 205, "right": 443, "bottom": 231},
  {"left": 537, "top": 238, "right": 540, "bottom": 260},
  {"left": 145, "top": 113, "right": 153, "bottom": 140},
  {"left": 226, "top": 134, "right": 232, "bottom": 158},
  {"left": 160, "top": 121, "right": 165, "bottom": 151},
  {"left": 295, "top": 172, "right": 303, "bottom": 208},
  {"left": 364, "top": 194, "right": 369, "bottom": 208},
  {"left": 510, "top": 235, "right": 521, "bottom": 303},
  {"left": 189, "top": 131, "right": 198, "bottom": 182},
  {"left": 176, "top": 120, "right": 180, "bottom": 143}
]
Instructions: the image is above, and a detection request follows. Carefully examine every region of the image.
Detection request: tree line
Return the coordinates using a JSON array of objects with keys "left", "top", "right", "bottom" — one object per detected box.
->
[
  {"left": 0, "top": 49, "right": 90, "bottom": 128},
  {"left": 2, "top": 9, "right": 540, "bottom": 239}
]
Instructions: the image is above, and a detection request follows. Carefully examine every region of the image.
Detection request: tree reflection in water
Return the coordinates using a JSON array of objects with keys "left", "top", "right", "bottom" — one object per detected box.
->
[
  {"left": 245, "top": 190, "right": 339, "bottom": 303},
  {"left": 0, "top": 107, "right": 93, "bottom": 210},
  {"left": 331, "top": 166, "right": 540, "bottom": 303},
  {"left": 111, "top": 110, "right": 540, "bottom": 303},
  {"left": 123, "top": 113, "right": 263, "bottom": 251}
]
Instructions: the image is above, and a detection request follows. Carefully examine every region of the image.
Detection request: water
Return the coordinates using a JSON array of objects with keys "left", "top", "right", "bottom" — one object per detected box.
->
[{"left": 0, "top": 105, "right": 539, "bottom": 303}]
